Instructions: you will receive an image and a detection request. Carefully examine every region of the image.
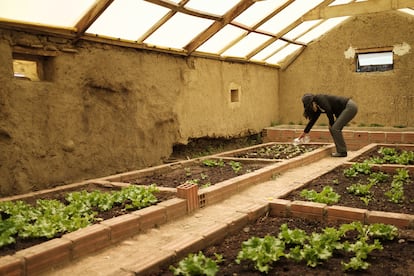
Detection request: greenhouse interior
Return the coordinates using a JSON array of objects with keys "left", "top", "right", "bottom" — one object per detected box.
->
[{"left": 0, "top": 0, "right": 413, "bottom": 275}]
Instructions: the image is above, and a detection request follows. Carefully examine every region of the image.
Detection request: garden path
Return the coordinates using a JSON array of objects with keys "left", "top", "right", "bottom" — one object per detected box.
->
[{"left": 42, "top": 151, "right": 357, "bottom": 276}]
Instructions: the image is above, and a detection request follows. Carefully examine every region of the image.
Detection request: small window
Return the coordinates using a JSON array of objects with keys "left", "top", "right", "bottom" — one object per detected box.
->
[
  {"left": 13, "top": 53, "right": 53, "bottom": 81},
  {"left": 356, "top": 51, "right": 393, "bottom": 72},
  {"left": 230, "top": 88, "right": 239, "bottom": 103}
]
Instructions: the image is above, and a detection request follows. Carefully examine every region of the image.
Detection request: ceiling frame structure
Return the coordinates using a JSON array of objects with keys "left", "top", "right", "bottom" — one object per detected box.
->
[{"left": 0, "top": 0, "right": 413, "bottom": 68}]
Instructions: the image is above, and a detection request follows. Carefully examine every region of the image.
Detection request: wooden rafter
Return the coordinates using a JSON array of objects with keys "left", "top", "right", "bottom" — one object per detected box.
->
[
  {"left": 184, "top": 0, "right": 256, "bottom": 54},
  {"left": 304, "top": 0, "right": 414, "bottom": 20},
  {"left": 75, "top": 0, "right": 114, "bottom": 37}
]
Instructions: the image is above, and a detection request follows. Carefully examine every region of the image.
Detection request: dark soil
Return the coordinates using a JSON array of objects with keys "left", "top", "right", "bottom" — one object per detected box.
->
[
  {"left": 128, "top": 160, "right": 270, "bottom": 189},
  {"left": 283, "top": 164, "right": 414, "bottom": 214},
  {"left": 351, "top": 146, "right": 414, "bottom": 164},
  {"left": 153, "top": 216, "right": 414, "bottom": 276}
]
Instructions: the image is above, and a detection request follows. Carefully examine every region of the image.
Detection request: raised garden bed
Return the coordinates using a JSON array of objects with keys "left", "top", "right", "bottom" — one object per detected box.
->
[
  {"left": 125, "top": 158, "right": 273, "bottom": 189},
  {"left": 147, "top": 202, "right": 414, "bottom": 276},
  {"left": 216, "top": 142, "right": 328, "bottom": 160},
  {"left": 350, "top": 143, "right": 414, "bottom": 165},
  {"left": 0, "top": 182, "right": 177, "bottom": 257},
  {"left": 282, "top": 164, "right": 414, "bottom": 214}
]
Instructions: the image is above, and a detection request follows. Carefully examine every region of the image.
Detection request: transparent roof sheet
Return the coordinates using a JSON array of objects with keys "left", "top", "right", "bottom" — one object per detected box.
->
[
  {"left": 0, "top": 0, "right": 412, "bottom": 67},
  {"left": 185, "top": 0, "right": 241, "bottom": 16},
  {"left": 144, "top": 12, "right": 213, "bottom": 50},
  {"left": 0, "top": 0, "right": 97, "bottom": 27},
  {"left": 87, "top": 0, "right": 170, "bottom": 42}
]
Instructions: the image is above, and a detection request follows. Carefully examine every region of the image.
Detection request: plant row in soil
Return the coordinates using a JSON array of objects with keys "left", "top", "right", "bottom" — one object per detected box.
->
[
  {"left": 230, "top": 144, "right": 324, "bottom": 159},
  {"left": 152, "top": 216, "right": 414, "bottom": 276},
  {"left": 283, "top": 163, "right": 414, "bottom": 214}
]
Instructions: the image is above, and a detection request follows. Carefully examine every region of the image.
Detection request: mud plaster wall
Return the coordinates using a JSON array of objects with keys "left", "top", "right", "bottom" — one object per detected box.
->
[
  {"left": 279, "top": 11, "right": 414, "bottom": 128},
  {"left": 0, "top": 30, "right": 279, "bottom": 196}
]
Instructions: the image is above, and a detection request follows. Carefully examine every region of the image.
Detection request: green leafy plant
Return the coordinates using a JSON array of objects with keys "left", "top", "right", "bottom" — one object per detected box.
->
[
  {"left": 169, "top": 251, "right": 223, "bottom": 276},
  {"left": 236, "top": 235, "right": 286, "bottom": 273},
  {"left": 384, "top": 168, "right": 410, "bottom": 203},
  {"left": 0, "top": 185, "right": 159, "bottom": 247},
  {"left": 343, "top": 162, "right": 372, "bottom": 177},
  {"left": 300, "top": 186, "right": 340, "bottom": 205},
  {"left": 229, "top": 160, "right": 242, "bottom": 174},
  {"left": 202, "top": 159, "right": 225, "bottom": 167}
]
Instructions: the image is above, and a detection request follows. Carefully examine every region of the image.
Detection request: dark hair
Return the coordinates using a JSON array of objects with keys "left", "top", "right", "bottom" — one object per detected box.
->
[{"left": 302, "top": 93, "right": 314, "bottom": 119}]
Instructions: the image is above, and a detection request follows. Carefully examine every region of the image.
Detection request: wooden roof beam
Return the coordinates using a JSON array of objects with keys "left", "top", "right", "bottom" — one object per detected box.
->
[
  {"left": 75, "top": 0, "right": 114, "bottom": 37},
  {"left": 304, "top": 0, "right": 414, "bottom": 20},
  {"left": 184, "top": 0, "right": 256, "bottom": 54}
]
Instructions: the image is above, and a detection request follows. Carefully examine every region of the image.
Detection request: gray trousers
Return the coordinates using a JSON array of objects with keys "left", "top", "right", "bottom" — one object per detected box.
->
[{"left": 329, "top": 99, "right": 358, "bottom": 153}]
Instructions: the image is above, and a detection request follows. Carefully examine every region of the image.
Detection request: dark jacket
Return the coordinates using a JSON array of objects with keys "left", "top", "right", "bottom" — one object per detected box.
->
[{"left": 304, "top": 94, "right": 350, "bottom": 133}]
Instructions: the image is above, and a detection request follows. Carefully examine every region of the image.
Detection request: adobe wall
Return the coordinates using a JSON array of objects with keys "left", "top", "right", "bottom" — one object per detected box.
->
[
  {"left": 279, "top": 11, "right": 414, "bottom": 128},
  {"left": 0, "top": 30, "right": 279, "bottom": 196}
]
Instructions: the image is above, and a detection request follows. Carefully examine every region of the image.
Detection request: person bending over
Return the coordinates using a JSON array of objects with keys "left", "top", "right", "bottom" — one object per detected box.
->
[{"left": 297, "top": 93, "right": 358, "bottom": 157}]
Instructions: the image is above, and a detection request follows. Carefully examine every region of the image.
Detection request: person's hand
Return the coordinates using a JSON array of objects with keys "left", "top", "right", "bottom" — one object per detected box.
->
[{"left": 298, "top": 132, "right": 306, "bottom": 139}]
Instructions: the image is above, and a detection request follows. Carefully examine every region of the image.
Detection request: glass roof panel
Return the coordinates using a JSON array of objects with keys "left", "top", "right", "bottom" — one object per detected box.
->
[
  {"left": 399, "top": 8, "right": 414, "bottom": 16},
  {"left": 0, "top": 0, "right": 97, "bottom": 27},
  {"left": 250, "top": 39, "right": 288, "bottom": 61},
  {"left": 144, "top": 12, "right": 213, "bottom": 50},
  {"left": 233, "top": 0, "right": 290, "bottom": 28},
  {"left": 329, "top": 0, "right": 354, "bottom": 6},
  {"left": 221, "top": 33, "right": 272, "bottom": 58},
  {"left": 266, "top": 44, "right": 302, "bottom": 64},
  {"left": 283, "top": 20, "right": 322, "bottom": 41},
  {"left": 185, "top": 0, "right": 241, "bottom": 16},
  {"left": 196, "top": 25, "right": 247, "bottom": 53},
  {"left": 296, "top": 16, "right": 349, "bottom": 44},
  {"left": 87, "top": 0, "right": 170, "bottom": 41},
  {"left": 258, "top": 0, "right": 324, "bottom": 35}
]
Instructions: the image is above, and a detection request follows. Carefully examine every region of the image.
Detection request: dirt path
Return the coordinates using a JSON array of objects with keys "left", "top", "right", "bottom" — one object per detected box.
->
[{"left": 42, "top": 152, "right": 357, "bottom": 276}]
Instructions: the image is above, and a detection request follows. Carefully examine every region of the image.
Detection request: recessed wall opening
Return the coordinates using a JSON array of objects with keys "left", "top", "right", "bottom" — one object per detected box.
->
[
  {"left": 13, "top": 53, "right": 54, "bottom": 81},
  {"left": 356, "top": 50, "right": 393, "bottom": 72},
  {"left": 230, "top": 88, "right": 240, "bottom": 103}
]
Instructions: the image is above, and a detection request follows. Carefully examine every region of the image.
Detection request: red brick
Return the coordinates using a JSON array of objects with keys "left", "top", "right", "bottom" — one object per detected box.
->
[
  {"left": 0, "top": 255, "right": 24, "bottom": 276},
  {"left": 237, "top": 202, "right": 269, "bottom": 221},
  {"left": 132, "top": 205, "right": 167, "bottom": 231},
  {"left": 127, "top": 250, "right": 176, "bottom": 275},
  {"left": 290, "top": 200, "right": 326, "bottom": 220},
  {"left": 62, "top": 224, "right": 111, "bottom": 259},
  {"left": 200, "top": 222, "right": 229, "bottom": 246},
  {"left": 326, "top": 205, "right": 366, "bottom": 223},
  {"left": 157, "top": 198, "right": 187, "bottom": 221},
  {"left": 16, "top": 238, "right": 71, "bottom": 275},
  {"left": 100, "top": 214, "right": 140, "bottom": 243},
  {"left": 402, "top": 132, "right": 414, "bottom": 143},
  {"left": 369, "top": 132, "right": 386, "bottom": 143},
  {"left": 221, "top": 212, "right": 249, "bottom": 234},
  {"left": 269, "top": 199, "right": 291, "bottom": 217},
  {"left": 367, "top": 211, "right": 413, "bottom": 228},
  {"left": 177, "top": 183, "right": 199, "bottom": 213},
  {"left": 161, "top": 234, "right": 205, "bottom": 258},
  {"left": 386, "top": 132, "right": 403, "bottom": 143}
]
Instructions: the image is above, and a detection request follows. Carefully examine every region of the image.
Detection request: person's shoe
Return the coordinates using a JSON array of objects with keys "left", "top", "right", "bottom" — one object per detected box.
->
[{"left": 331, "top": 152, "right": 347, "bottom": 157}]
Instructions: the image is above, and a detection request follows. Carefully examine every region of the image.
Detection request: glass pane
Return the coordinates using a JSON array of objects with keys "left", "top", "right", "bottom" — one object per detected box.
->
[
  {"left": 233, "top": 0, "right": 290, "bottom": 27},
  {"left": 221, "top": 33, "right": 272, "bottom": 58},
  {"left": 185, "top": 0, "right": 241, "bottom": 16},
  {"left": 258, "top": 0, "right": 324, "bottom": 35},
  {"left": 283, "top": 20, "right": 322, "bottom": 41},
  {"left": 0, "top": 0, "right": 97, "bottom": 27},
  {"left": 296, "top": 17, "right": 349, "bottom": 44},
  {"left": 196, "top": 25, "right": 246, "bottom": 53},
  {"left": 266, "top": 44, "right": 302, "bottom": 64},
  {"left": 144, "top": 13, "right": 213, "bottom": 49},
  {"left": 329, "top": 0, "right": 354, "bottom": 6},
  {"left": 358, "top": 52, "right": 393, "bottom": 66},
  {"left": 87, "top": 0, "right": 170, "bottom": 41},
  {"left": 251, "top": 39, "right": 288, "bottom": 61},
  {"left": 399, "top": 8, "right": 414, "bottom": 16}
]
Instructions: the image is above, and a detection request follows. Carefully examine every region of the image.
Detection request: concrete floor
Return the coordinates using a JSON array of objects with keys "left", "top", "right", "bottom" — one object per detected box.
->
[{"left": 43, "top": 151, "right": 357, "bottom": 276}]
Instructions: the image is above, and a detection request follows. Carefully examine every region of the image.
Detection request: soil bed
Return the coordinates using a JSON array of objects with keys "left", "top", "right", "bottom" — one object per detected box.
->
[
  {"left": 351, "top": 146, "right": 414, "bottom": 165},
  {"left": 153, "top": 216, "right": 414, "bottom": 275},
  {"left": 283, "top": 165, "right": 414, "bottom": 214},
  {"left": 128, "top": 160, "right": 269, "bottom": 189},
  {"left": 0, "top": 185, "right": 175, "bottom": 257},
  {"left": 230, "top": 144, "right": 325, "bottom": 159}
]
